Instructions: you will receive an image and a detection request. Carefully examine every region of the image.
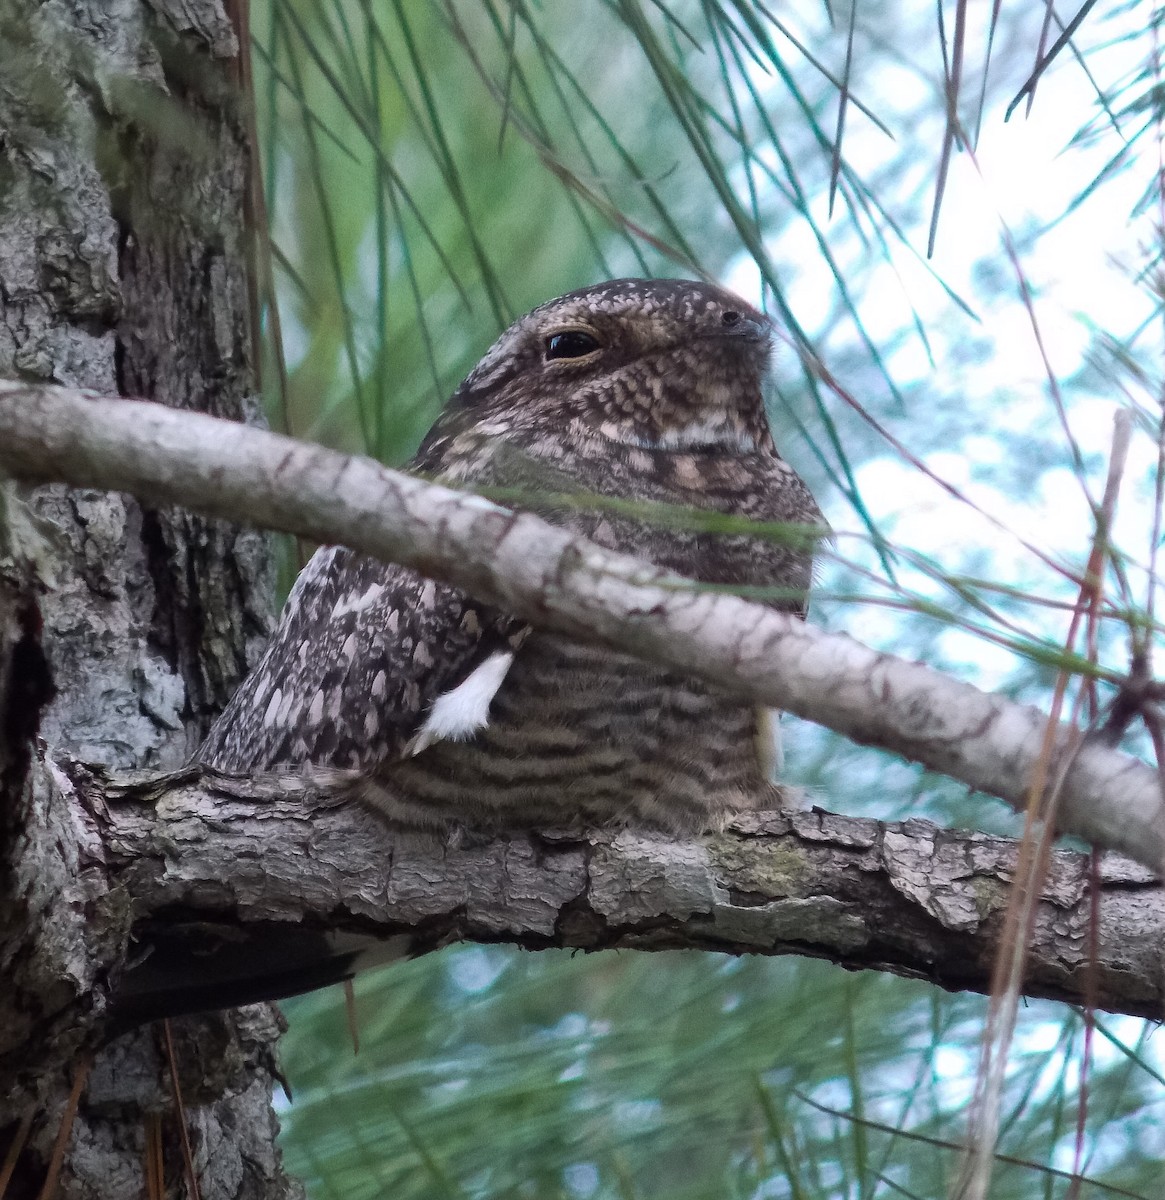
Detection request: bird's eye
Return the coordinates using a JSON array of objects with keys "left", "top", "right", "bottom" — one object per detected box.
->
[
  {"left": 545, "top": 330, "right": 601, "bottom": 360},
  {"left": 721, "top": 309, "right": 742, "bottom": 326}
]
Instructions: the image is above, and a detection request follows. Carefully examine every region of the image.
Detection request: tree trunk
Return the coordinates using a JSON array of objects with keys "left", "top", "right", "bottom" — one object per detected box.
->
[{"left": 0, "top": 2, "right": 297, "bottom": 1195}]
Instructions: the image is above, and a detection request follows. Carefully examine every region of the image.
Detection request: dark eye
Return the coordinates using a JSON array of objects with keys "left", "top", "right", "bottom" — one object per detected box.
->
[
  {"left": 721, "top": 309, "right": 742, "bottom": 326},
  {"left": 545, "top": 330, "right": 601, "bottom": 360}
]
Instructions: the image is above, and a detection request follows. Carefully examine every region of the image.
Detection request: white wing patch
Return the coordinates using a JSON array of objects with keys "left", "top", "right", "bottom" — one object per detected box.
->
[
  {"left": 755, "top": 706, "right": 784, "bottom": 782},
  {"left": 404, "top": 650, "right": 515, "bottom": 757}
]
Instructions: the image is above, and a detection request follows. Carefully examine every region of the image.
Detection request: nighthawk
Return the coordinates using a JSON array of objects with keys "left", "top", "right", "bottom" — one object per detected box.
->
[{"left": 198, "top": 278, "right": 823, "bottom": 831}]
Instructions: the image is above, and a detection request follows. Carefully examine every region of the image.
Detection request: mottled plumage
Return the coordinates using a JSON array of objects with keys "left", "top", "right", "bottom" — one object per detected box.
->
[{"left": 198, "top": 278, "right": 823, "bottom": 831}]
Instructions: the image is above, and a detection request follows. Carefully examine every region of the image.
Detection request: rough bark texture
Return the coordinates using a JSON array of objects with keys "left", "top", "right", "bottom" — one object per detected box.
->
[
  {"left": 0, "top": 1, "right": 269, "bottom": 769},
  {"left": 1, "top": 384, "right": 1163, "bottom": 872},
  {"left": 8, "top": 759, "right": 1165, "bottom": 1042},
  {"left": 0, "top": 2, "right": 293, "bottom": 1197}
]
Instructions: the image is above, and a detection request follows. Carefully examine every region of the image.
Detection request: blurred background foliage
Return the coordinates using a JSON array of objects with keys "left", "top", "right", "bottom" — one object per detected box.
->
[{"left": 253, "top": 0, "right": 1165, "bottom": 1195}]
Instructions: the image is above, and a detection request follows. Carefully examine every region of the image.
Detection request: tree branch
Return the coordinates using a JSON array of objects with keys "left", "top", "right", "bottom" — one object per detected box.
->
[
  {"left": 61, "top": 762, "right": 1165, "bottom": 1024},
  {"left": 1, "top": 381, "right": 1162, "bottom": 869}
]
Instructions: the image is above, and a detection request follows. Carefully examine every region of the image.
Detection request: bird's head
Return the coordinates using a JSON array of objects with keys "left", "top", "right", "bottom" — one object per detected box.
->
[{"left": 419, "top": 279, "right": 776, "bottom": 469}]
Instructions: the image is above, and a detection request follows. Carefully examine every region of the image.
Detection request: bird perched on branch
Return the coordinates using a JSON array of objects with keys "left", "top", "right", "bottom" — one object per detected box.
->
[{"left": 198, "top": 278, "right": 823, "bottom": 831}]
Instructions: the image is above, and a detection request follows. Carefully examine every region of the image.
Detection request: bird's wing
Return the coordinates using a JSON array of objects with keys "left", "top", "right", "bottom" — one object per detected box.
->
[{"left": 197, "top": 544, "right": 529, "bottom": 773}]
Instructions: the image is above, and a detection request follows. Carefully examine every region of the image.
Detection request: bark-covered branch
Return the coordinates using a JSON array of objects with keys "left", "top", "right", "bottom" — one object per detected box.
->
[
  {"left": 1, "top": 381, "right": 1163, "bottom": 869},
  {"left": 24, "top": 761, "right": 1152, "bottom": 1026}
]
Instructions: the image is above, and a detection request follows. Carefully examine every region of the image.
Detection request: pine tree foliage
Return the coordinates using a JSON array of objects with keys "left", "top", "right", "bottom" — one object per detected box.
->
[{"left": 254, "top": 2, "right": 1165, "bottom": 1195}]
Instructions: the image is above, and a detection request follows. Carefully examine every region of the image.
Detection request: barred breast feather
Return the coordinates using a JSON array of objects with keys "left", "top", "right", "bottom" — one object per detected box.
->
[{"left": 198, "top": 278, "right": 824, "bottom": 832}]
